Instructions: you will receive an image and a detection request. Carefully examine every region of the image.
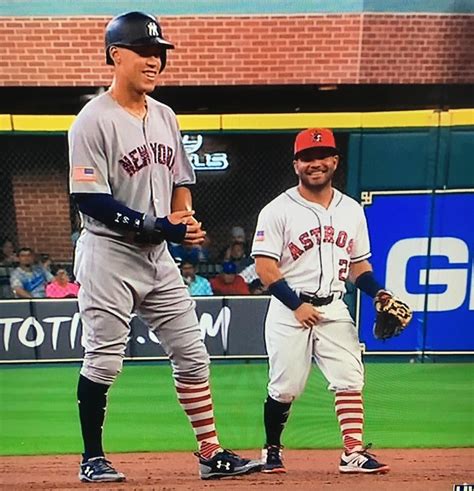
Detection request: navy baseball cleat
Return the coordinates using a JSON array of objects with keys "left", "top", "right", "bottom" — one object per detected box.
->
[
  {"left": 79, "top": 456, "right": 126, "bottom": 482},
  {"left": 261, "top": 445, "right": 286, "bottom": 473},
  {"left": 339, "top": 445, "right": 390, "bottom": 474},
  {"left": 196, "top": 449, "right": 262, "bottom": 479}
]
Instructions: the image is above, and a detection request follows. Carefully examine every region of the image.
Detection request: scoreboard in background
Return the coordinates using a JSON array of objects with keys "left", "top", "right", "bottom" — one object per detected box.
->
[{"left": 358, "top": 190, "right": 474, "bottom": 354}]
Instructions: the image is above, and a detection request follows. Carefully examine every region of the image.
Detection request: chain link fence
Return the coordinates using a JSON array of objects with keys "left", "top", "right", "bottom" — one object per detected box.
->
[{"left": 0, "top": 131, "right": 348, "bottom": 298}]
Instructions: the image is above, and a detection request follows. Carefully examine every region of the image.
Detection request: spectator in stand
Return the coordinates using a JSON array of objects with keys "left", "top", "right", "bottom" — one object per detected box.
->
[
  {"left": 210, "top": 261, "right": 250, "bottom": 296},
  {"left": 238, "top": 262, "right": 259, "bottom": 284},
  {"left": 181, "top": 260, "right": 213, "bottom": 296},
  {"left": 248, "top": 278, "right": 267, "bottom": 295},
  {"left": 238, "top": 263, "right": 268, "bottom": 294},
  {"left": 170, "top": 235, "right": 212, "bottom": 265},
  {"left": 0, "top": 239, "right": 18, "bottom": 266},
  {"left": 223, "top": 242, "right": 253, "bottom": 273},
  {"left": 71, "top": 211, "right": 82, "bottom": 248},
  {"left": 220, "top": 226, "right": 250, "bottom": 260},
  {"left": 10, "top": 247, "right": 53, "bottom": 298},
  {"left": 230, "top": 226, "right": 248, "bottom": 249},
  {"left": 46, "top": 267, "right": 80, "bottom": 298},
  {"left": 39, "top": 253, "right": 53, "bottom": 273}
]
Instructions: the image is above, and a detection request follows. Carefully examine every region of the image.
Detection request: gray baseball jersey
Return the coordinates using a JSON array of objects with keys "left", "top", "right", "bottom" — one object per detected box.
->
[
  {"left": 69, "top": 91, "right": 195, "bottom": 237},
  {"left": 68, "top": 91, "right": 208, "bottom": 386}
]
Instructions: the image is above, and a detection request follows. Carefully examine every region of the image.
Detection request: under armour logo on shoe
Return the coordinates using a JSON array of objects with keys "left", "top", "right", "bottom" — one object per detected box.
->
[
  {"left": 83, "top": 466, "right": 93, "bottom": 477},
  {"left": 216, "top": 460, "right": 231, "bottom": 470}
]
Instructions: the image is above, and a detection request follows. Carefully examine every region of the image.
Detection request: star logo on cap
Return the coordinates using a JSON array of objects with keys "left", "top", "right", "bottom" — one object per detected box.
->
[
  {"left": 312, "top": 131, "right": 322, "bottom": 142},
  {"left": 147, "top": 22, "right": 159, "bottom": 37}
]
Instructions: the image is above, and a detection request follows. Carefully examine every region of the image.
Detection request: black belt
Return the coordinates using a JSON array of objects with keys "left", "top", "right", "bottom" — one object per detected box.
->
[
  {"left": 121, "top": 231, "right": 164, "bottom": 246},
  {"left": 300, "top": 293, "right": 334, "bottom": 307}
]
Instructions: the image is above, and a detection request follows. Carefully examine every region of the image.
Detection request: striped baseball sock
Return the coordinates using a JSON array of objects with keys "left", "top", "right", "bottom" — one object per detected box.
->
[
  {"left": 335, "top": 390, "right": 364, "bottom": 454},
  {"left": 175, "top": 379, "right": 222, "bottom": 459}
]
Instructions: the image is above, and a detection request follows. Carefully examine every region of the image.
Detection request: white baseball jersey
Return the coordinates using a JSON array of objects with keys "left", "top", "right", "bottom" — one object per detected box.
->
[
  {"left": 69, "top": 91, "right": 195, "bottom": 238},
  {"left": 251, "top": 186, "right": 371, "bottom": 298},
  {"left": 252, "top": 186, "right": 369, "bottom": 398}
]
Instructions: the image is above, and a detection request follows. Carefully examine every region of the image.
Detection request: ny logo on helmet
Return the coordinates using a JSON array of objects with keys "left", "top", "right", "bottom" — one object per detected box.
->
[
  {"left": 312, "top": 132, "right": 322, "bottom": 142},
  {"left": 147, "top": 22, "right": 159, "bottom": 37}
]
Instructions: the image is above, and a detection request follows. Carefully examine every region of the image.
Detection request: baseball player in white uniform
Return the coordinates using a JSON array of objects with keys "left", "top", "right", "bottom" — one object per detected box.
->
[
  {"left": 69, "top": 11, "right": 260, "bottom": 483},
  {"left": 252, "top": 128, "right": 393, "bottom": 474}
]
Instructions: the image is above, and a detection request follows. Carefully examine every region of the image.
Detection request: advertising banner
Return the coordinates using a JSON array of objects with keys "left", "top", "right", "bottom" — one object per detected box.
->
[
  {"left": 358, "top": 190, "right": 474, "bottom": 353},
  {"left": 0, "top": 297, "right": 269, "bottom": 363}
]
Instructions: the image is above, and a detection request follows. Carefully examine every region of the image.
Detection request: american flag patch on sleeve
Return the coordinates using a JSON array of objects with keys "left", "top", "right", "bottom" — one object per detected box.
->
[
  {"left": 73, "top": 167, "right": 97, "bottom": 182},
  {"left": 255, "top": 230, "right": 265, "bottom": 241}
]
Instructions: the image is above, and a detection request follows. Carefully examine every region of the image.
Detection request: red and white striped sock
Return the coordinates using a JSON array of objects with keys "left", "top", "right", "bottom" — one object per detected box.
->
[
  {"left": 175, "top": 379, "right": 222, "bottom": 459},
  {"left": 335, "top": 390, "right": 364, "bottom": 454}
]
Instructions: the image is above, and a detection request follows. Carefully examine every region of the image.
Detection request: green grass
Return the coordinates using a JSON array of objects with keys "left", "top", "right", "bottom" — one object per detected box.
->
[{"left": 0, "top": 362, "right": 473, "bottom": 455}]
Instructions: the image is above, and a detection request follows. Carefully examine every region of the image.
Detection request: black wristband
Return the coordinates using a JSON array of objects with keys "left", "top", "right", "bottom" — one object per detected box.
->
[
  {"left": 268, "top": 278, "right": 303, "bottom": 311},
  {"left": 355, "top": 271, "right": 384, "bottom": 298}
]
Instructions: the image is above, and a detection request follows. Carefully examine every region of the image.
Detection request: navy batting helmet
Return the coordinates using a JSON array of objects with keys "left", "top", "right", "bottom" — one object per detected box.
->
[{"left": 105, "top": 11, "right": 175, "bottom": 72}]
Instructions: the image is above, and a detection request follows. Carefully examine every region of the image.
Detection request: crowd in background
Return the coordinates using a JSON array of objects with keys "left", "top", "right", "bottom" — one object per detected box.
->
[
  {"left": 0, "top": 225, "right": 267, "bottom": 299},
  {"left": 169, "top": 225, "right": 266, "bottom": 297},
  {"left": 0, "top": 239, "right": 79, "bottom": 299}
]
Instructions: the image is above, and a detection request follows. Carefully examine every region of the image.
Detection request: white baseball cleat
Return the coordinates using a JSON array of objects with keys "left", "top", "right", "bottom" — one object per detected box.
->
[{"left": 339, "top": 445, "right": 390, "bottom": 474}]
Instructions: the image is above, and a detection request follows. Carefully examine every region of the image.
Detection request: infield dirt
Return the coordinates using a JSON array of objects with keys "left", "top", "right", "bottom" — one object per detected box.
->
[{"left": 1, "top": 448, "right": 472, "bottom": 490}]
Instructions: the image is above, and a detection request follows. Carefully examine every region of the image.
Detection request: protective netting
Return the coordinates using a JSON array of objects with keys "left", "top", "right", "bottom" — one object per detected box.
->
[{"left": 0, "top": 131, "right": 347, "bottom": 298}]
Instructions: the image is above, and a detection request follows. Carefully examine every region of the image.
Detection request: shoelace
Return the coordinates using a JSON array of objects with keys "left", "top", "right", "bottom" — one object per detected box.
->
[
  {"left": 357, "top": 443, "right": 377, "bottom": 460},
  {"left": 89, "top": 458, "right": 116, "bottom": 473},
  {"left": 219, "top": 449, "right": 244, "bottom": 464},
  {"left": 194, "top": 448, "right": 238, "bottom": 462},
  {"left": 266, "top": 446, "right": 283, "bottom": 463}
]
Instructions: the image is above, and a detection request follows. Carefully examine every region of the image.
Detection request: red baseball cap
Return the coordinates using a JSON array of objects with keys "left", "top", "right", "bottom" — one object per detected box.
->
[{"left": 294, "top": 128, "right": 337, "bottom": 157}]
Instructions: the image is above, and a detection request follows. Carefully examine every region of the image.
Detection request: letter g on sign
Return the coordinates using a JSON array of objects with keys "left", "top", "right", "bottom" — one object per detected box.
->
[{"left": 385, "top": 237, "right": 470, "bottom": 312}]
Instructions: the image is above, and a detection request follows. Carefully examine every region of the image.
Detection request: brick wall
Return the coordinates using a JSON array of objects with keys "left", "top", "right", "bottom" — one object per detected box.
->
[
  {"left": 12, "top": 173, "right": 73, "bottom": 261},
  {"left": 1, "top": 14, "right": 473, "bottom": 86},
  {"left": 359, "top": 15, "right": 474, "bottom": 83}
]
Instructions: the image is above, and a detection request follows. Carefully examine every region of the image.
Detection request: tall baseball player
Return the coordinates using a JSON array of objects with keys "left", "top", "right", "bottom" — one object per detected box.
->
[
  {"left": 251, "top": 128, "right": 412, "bottom": 474},
  {"left": 69, "top": 11, "right": 261, "bottom": 483}
]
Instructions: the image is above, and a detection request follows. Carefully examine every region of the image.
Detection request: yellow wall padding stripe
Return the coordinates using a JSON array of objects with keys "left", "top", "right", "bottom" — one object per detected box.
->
[
  {"left": 448, "top": 109, "right": 474, "bottom": 127},
  {"left": 12, "top": 115, "right": 76, "bottom": 132},
  {"left": 222, "top": 109, "right": 474, "bottom": 129},
  {"left": 0, "top": 114, "right": 12, "bottom": 131},
  {"left": 221, "top": 112, "right": 362, "bottom": 130},
  {"left": 177, "top": 114, "right": 221, "bottom": 131},
  {"left": 360, "top": 110, "right": 434, "bottom": 128},
  {"left": 8, "top": 109, "right": 474, "bottom": 132}
]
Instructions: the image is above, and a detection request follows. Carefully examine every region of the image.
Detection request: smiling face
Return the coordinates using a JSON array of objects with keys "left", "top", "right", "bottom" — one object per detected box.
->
[
  {"left": 2, "top": 240, "right": 14, "bottom": 256},
  {"left": 109, "top": 45, "right": 164, "bottom": 94},
  {"left": 293, "top": 147, "right": 339, "bottom": 192},
  {"left": 55, "top": 269, "right": 70, "bottom": 286},
  {"left": 181, "top": 262, "right": 196, "bottom": 281},
  {"left": 18, "top": 249, "right": 33, "bottom": 268}
]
